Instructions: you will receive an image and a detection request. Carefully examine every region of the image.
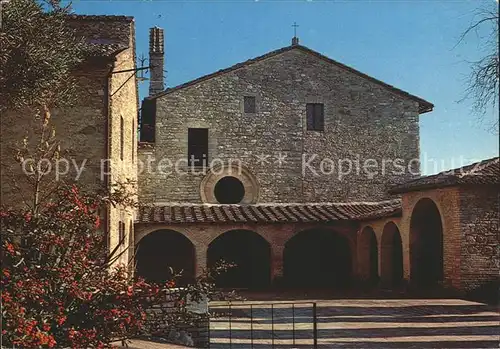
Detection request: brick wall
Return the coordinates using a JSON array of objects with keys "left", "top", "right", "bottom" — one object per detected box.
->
[
  {"left": 358, "top": 217, "right": 403, "bottom": 283},
  {"left": 135, "top": 221, "right": 358, "bottom": 284},
  {"left": 349, "top": 185, "right": 499, "bottom": 294},
  {"left": 458, "top": 185, "right": 499, "bottom": 291},
  {"left": 138, "top": 47, "right": 421, "bottom": 204},
  {"left": 400, "top": 188, "right": 461, "bottom": 289}
]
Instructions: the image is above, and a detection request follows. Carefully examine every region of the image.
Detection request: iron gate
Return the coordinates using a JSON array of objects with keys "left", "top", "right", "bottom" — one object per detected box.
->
[{"left": 209, "top": 302, "right": 318, "bottom": 348}]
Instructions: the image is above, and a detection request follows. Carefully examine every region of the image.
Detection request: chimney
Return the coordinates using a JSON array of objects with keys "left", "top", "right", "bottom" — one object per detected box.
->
[{"left": 149, "top": 27, "right": 164, "bottom": 96}]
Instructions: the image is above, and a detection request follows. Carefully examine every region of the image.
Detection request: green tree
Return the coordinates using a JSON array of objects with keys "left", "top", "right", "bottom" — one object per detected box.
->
[{"left": 0, "top": 0, "right": 84, "bottom": 112}]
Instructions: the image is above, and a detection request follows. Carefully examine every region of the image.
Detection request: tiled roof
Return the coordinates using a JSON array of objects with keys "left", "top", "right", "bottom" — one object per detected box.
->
[
  {"left": 146, "top": 44, "right": 433, "bottom": 114},
  {"left": 84, "top": 42, "right": 128, "bottom": 57},
  {"left": 136, "top": 200, "right": 402, "bottom": 224},
  {"left": 390, "top": 157, "right": 500, "bottom": 194},
  {"left": 67, "top": 14, "right": 134, "bottom": 22}
]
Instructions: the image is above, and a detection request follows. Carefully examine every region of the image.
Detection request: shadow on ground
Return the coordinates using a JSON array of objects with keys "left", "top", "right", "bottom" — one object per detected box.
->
[{"left": 209, "top": 293, "right": 500, "bottom": 349}]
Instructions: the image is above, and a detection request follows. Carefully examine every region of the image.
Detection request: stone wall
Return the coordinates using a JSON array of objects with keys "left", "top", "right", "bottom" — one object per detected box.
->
[
  {"left": 0, "top": 60, "right": 110, "bottom": 208},
  {"left": 107, "top": 20, "right": 139, "bottom": 266},
  {"left": 0, "top": 16, "right": 138, "bottom": 266},
  {"left": 458, "top": 185, "right": 499, "bottom": 291},
  {"left": 67, "top": 15, "right": 133, "bottom": 47},
  {"left": 138, "top": 47, "right": 422, "bottom": 204}
]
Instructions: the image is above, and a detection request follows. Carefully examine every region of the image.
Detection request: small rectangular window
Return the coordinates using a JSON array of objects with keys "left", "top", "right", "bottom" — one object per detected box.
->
[
  {"left": 188, "top": 128, "right": 208, "bottom": 167},
  {"left": 244, "top": 96, "right": 256, "bottom": 114},
  {"left": 119, "top": 221, "right": 125, "bottom": 245},
  {"left": 132, "top": 120, "right": 135, "bottom": 163},
  {"left": 140, "top": 99, "right": 156, "bottom": 143},
  {"left": 120, "top": 116, "right": 124, "bottom": 160},
  {"left": 129, "top": 221, "right": 134, "bottom": 246},
  {"left": 306, "top": 103, "right": 324, "bottom": 131},
  {"left": 107, "top": 232, "right": 111, "bottom": 252}
]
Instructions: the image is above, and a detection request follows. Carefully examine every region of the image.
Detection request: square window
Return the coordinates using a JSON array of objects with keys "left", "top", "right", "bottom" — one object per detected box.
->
[
  {"left": 244, "top": 96, "right": 256, "bottom": 114},
  {"left": 306, "top": 103, "right": 324, "bottom": 131}
]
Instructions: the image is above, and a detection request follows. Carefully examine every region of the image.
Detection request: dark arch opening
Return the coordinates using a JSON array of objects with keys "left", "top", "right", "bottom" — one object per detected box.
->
[
  {"left": 359, "top": 227, "right": 379, "bottom": 285},
  {"left": 214, "top": 176, "right": 245, "bottom": 204},
  {"left": 284, "top": 229, "right": 352, "bottom": 288},
  {"left": 136, "top": 230, "right": 195, "bottom": 285},
  {"left": 208, "top": 230, "right": 271, "bottom": 289},
  {"left": 381, "top": 222, "right": 403, "bottom": 286},
  {"left": 410, "top": 198, "right": 444, "bottom": 286}
]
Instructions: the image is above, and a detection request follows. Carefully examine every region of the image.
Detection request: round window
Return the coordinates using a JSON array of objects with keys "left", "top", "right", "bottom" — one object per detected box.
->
[{"left": 214, "top": 176, "right": 245, "bottom": 204}]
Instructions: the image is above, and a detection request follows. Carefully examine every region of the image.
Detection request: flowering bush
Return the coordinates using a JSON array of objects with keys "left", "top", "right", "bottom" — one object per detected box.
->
[
  {"left": 1, "top": 1, "right": 235, "bottom": 346},
  {"left": 1, "top": 185, "right": 162, "bottom": 348}
]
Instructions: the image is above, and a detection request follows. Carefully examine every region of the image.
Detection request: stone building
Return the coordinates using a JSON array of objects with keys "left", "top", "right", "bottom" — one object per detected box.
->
[
  {"left": 139, "top": 34, "right": 432, "bottom": 204},
  {"left": 2, "top": 14, "right": 497, "bottom": 297},
  {"left": 135, "top": 30, "right": 498, "bottom": 296},
  {"left": 0, "top": 15, "right": 139, "bottom": 266}
]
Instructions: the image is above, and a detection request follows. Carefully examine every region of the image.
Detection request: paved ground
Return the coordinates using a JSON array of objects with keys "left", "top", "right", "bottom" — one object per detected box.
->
[
  {"left": 115, "top": 339, "right": 190, "bottom": 349},
  {"left": 210, "top": 299, "right": 500, "bottom": 348}
]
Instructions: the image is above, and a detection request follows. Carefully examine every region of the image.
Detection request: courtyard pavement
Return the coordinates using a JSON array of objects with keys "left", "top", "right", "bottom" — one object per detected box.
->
[
  {"left": 116, "top": 339, "right": 190, "bottom": 349},
  {"left": 209, "top": 299, "right": 500, "bottom": 348}
]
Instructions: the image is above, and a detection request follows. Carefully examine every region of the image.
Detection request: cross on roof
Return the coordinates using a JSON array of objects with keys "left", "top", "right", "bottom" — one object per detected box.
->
[{"left": 292, "top": 22, "right": 299, "bottom": 38}]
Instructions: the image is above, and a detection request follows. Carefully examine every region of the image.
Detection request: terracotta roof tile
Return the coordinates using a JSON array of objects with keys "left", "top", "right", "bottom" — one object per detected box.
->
[
  {"left": 390, "top": 157, "right": 499, "bottom": 194},
  {"left": 67, "top": 14, "right": 134, "bottom": 22},
  {"left": 136, "top": 200, "right": 401, "bottom": 224}
]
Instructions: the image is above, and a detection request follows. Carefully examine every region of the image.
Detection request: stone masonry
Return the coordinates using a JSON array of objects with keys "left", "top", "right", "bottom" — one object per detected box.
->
[
  {"left": 0, "top": 15, "right": 139, "bottom": 266},
  {"left": 138, "top": 44, "right": 432, "bottom": 204}
]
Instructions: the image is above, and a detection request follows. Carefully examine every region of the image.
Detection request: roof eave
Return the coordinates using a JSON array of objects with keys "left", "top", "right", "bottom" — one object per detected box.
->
[
  {"left": 388, "top": 180, "right": 457, "bottom": 194},
  {"left": 146, "top": 44, "right": 434, "bottom": 110},
  {"left": 418, "top": 103, "right": 434, "bottom": 114}
]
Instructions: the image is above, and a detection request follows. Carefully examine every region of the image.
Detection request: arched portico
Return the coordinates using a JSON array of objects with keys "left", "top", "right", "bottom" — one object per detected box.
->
[
  {"left": 207, "top": 229, "right": 271, "bottom": 289},
  {"left": 357, "top": 226, "right": 379, "bottom": 285},
  {"left": 283, "top": 228, "right": 352, "bottom": 288},
  {"left": 410, "top": 198, "right": 444, "bottom": 286},
  {"left": 135, "top": 229, "right": 196, "bottom": 285},
  {"left": 380, "top": 221, "right": 403, "bottom": 286}
]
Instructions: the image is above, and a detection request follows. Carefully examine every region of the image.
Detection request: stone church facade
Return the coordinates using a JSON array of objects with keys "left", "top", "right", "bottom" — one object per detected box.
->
[{"left": 138, "top": 38, "right": 432, "bottom": 204}]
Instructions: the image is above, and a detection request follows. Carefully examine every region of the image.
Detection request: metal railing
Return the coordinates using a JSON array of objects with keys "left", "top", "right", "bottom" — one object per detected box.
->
[{"left": 209, "top": 302, "right": 318, "bottom": 348}]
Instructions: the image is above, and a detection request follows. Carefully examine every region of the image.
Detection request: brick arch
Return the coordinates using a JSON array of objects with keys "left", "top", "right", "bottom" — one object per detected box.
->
[
  {"left": 409, "top": 197, "right": 444, "bottom": 286},
  {"left": 380, "top": 221, "right": 404, "bottom": 286},
  {"left": 283, "top": 227, "right": 353, "bottom": 288},
  {"left": 207, "top": 229, "right": 271, "bottom": 289},
  {"left": 357, "top": 226, "right": 379, "bottom": 284},
  {"left": 205, "top": 227, "right": 272, "bottom": 247},
  {"left": 135, "top": 228, "right": 196, "bottom": 285},
  {"left": 135, "top": 225, "right": 195, "bottom": 246},
  {"left": 285, "top": 225, "right": 356, "bottom": 253},
  {"left": 407, "top": 196, "right": 446, "bottom": 227}
]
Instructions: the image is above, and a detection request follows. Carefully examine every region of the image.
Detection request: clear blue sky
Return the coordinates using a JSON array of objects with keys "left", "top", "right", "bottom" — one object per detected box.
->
[{"left": 71, "top": 0, "right": 499, "bottom": 174}]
